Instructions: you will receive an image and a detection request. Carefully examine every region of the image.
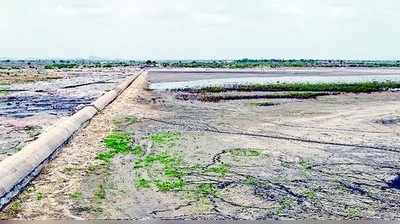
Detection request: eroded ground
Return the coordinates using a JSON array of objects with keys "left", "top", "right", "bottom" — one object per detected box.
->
[{"left": 2, "top": 71, "right": 400, "bottom": 220}]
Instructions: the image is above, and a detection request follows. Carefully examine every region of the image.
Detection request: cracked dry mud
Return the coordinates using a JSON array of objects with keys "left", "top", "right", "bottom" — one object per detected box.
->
[{"left": 2, "top": 74, "right": 400, "bottom": 220}]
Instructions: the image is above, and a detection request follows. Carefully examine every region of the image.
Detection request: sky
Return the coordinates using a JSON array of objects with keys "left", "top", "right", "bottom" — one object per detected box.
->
[{"left": 0, "top": 0, "right": 399, "bottom": 60}]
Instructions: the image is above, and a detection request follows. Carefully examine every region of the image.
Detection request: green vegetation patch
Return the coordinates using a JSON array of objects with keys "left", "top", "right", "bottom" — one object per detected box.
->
[
  {"left": 276, "top": 197, "right": 295, "bottom": 214},
  {"left": 134, "top": 152, "right": 190, "bottom": 178},
  {"left": 132, "top": 145, "right": 144, "bottom": 157},
  {"left": 2, "top": 201, "right": 22, "bottom": 217},
  {"left": 36, "top": 192, "right": 44, "bottom": 201},
  {"left": 184, "top": 81, "right": 400, "bottom": 94},
  {"left": 135, "top": 178, "right": 151, "bottom": 189},
  {"left": 244, "top": 176, "right": 258, "bottom": 186},
  {"left": 104, "top": 132, "right": 132, "bottom": 152},
  {"left": 94, "top": 184, "right": 106, "bottom": 200},
  {"left": 346, "top": 207, "right": 361, "bottom": 218},
  {"left": 96, "top": 132, "right": 134, "bottom": 162},
  {"left": 207, "top": 164, "right": 230, "bottom": 176},
  {"left": 70, "top": 191, "right": 83, "bottom": 200},
  {"left": 95, "top": 151, "right": 115, "bottom": 162},
  {"left": 229, "top": 148, "right": 264, "bottom": 157},
  {"left": 149, "top": 132, "right": 181, "bottom": 146},
  {"left": 196, "top": 183, "right": 218, "bottom": 196},
  {"left": 155, "top": 179, "right": 186, "bottom": 192},
  {"left": 134, "top": 153, "right": 181, "bottom": 168},
  {"left": 301, "top": 189, "right": 317, "bottom": 201},
  {"left": 134, "top": 152, "right": 188, "bottom": 192},
  {"left": 299, "top": 159, "right": 313, "bottom": 171}
]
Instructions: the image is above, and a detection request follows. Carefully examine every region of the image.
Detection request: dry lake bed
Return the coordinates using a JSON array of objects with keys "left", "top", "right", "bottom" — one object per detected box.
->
[{"left": 1, "top": 68, "right": 400, "bottom": 220}]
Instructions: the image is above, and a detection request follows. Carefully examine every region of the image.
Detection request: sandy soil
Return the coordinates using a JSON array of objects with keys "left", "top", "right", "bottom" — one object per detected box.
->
[{"left": 1, "top": 71, "right": 400, "bottom": 220}]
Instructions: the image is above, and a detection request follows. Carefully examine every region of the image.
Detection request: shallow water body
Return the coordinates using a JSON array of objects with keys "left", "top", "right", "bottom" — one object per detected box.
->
[{"left": 150, "top": 74, "right": 400, "bottom": 90}]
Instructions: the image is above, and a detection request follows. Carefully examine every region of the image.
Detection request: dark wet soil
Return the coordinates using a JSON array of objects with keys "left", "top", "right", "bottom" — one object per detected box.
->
[
  {"left": 374, "top": 116, "right": 400, "bottom": 126},
  {"left": 388, "top": 175, "right": 400, "bottom": 189},
  {"left": 0, "top": 95, "right": 94, "bottom": 118}
]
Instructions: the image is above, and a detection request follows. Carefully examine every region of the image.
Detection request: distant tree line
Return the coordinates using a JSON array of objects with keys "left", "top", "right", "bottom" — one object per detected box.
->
[
  {"left": 3, "top": 59, "right": 400, "bottom": 70},
  {"left": 160, "top": 59, "right": 400, "bottom": 68}
]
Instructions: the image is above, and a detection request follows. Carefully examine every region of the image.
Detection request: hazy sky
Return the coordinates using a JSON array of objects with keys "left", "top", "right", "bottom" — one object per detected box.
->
[{"left": 1, "top": 0, "right": 399, "bottom": 60}]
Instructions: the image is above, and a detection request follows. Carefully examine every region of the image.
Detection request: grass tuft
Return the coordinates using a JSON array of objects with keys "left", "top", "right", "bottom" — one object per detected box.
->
[
  {"left": 4, "top": 201, "right": 22, "bottom": 217},
  {"left": 36, "top": 192, "right": 44, "bottom": 201},
  {"left": 132, "top": 145, "right": 144, "bottom": 157},
  {"left": 96, "top": 132, "right": 133, "bottom": 162},
  {"left": 134, "top": 153, "right": 180, "bottom": 168},
  {"left": 149, "top": 132, "right": 180, "bottom": 146},
  {"left": 96, "top": 151, "right": 115, "bottom": 162},
  {"left": 207, "top": 164, "right": 230, "bottom": 176},
  {"left": 104, "top": 132, "right": 132, "bottom": 153},
  {"left": 299, "top": 159, "right": 313, "bottom": 171},
  {"left": 135, "top": 177, "right": 152, "bottom": 189},
  {"left": 196, "top": 183, "right": 217, "bottom": 196},
  {"left": 70, "top": 191, "right": 83, "bottom": 200},
  {"left": 346, "top": 207, "right": 361, "bottom": 218},
  {"left": 301, "top": 189, "right": 317, "bottom": 201},
  {"left": 94, "top": 184, "right": 106, "bottom": 200},
  {"left": 244, "top": 176, "right": 258, "bottom": 186},
  {"left": 155, "top": 179, "right": 185, "bottom": 192},
  {"left": 276, "top": 197, "right": 294, "bottom": 214}
]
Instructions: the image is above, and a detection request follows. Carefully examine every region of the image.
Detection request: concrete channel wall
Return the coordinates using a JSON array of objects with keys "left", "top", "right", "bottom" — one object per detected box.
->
[{"left": 0, "top": 71, "right": 143, "bottom": 209}]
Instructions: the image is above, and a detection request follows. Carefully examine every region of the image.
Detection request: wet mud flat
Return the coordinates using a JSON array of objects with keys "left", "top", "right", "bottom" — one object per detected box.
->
[
  {"left": 80, "top": 90, "right": 400, "bottom": 219},
  {"left": 0, "top": 68, "right": 136, "bottom": 161},
  {"left": 2, "top": 71, "right": 400, "bottom": 220}
]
